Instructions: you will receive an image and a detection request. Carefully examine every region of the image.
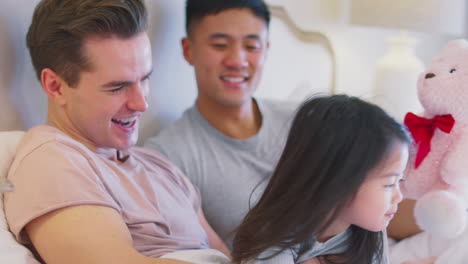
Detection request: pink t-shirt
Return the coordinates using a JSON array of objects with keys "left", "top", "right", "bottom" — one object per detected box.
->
[{"left": 4, "top": 125, "right": 209, "bottom": 258}]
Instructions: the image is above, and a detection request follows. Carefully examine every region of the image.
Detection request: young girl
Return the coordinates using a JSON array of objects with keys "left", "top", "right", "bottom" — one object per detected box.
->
[{"left": 232, "top": 95, "right": 411, "bottom": 264}]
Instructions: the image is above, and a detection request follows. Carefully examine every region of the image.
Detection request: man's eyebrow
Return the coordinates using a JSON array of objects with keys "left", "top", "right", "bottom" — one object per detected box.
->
[
  {"left": 245, "top": 34, "right": 261, "bottom": 40},
  {"left": 102, "top": 80, "right": 133, "bottom": 88},
  {"left": 208, "top": 33, "right": 262, "bottom": 40},
  {"left": 101, "top": 69, "right": 153, "bottom": 88},
  {"left": 209, "top": 33, "right": 230, "bottom": 40}
]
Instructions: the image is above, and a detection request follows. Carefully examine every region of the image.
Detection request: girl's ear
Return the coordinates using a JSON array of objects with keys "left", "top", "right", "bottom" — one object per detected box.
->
[{"left": 41, "top": 68, "right": 68, "bottom": 106}]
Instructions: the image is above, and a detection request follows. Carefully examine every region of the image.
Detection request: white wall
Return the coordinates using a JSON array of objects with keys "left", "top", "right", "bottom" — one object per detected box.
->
[
  {"left": 0, "top": 0, "right": 464, "bottom": 144},
  {"left": 267, "top": 0, "right": 461, "bottom": 96},
  {"left": 0, "top": 0, "right": 334, "bottom": 144},
  {"left": 330, "top": 27, "right": 454, "bottom": 97},
  {"left": 255, "top": 14, "right": 333, "bottom": 101}
]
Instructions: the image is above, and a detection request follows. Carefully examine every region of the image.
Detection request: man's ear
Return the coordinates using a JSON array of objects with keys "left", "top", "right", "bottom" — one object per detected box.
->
[
  {"left": 181, "top": 37, "right": 194, "bottom": 65},
  {"left": 264, "top": 40, "right": 270, "bottom": 59},
  {"left": 40, "top": 68, "right": 68, "bottom": 105}
]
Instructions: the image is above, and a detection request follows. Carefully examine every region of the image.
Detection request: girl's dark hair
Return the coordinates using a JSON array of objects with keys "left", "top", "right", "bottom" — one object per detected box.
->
[
  {"left": 232, "top": 94, "right": 411, "bottom": 264},
  {"left": 185, "top": 0, "right": 270, "bottom": 36}
]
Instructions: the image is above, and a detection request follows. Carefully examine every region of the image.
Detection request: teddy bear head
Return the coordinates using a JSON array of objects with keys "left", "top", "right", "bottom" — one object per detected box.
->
[{"left": 417, "top": 39, "right": 468, "bottom": 123}]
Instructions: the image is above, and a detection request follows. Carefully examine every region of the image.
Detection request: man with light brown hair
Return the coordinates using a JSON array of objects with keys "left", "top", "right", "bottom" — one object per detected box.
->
[{"left": 4, "top": 0, "right": 229, "bottom": 263}]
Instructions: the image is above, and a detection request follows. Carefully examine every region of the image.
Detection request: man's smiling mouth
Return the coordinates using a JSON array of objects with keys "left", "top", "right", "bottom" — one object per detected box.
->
[{"left": 112, "top": 117, "right": 137, "bottom": 128}]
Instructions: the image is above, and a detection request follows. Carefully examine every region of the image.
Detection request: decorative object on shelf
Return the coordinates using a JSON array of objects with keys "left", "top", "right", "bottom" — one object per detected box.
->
[
  {"left": 348, "top": 0, "right": 466, "bottom": 120},
  {"left": 373, "top": 32, "right": 424, "bottom": 120}
]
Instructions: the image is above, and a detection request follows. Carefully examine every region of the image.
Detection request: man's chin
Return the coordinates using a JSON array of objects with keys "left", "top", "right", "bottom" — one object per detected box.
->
[
  {"left": 120, "top": 141, "right": 137, "bottom": 150},
  {"left": 114, "top": 136, "right": 138, "bottom": 150},
  {"left": 220, "top": 96, "right": 253, "bottom": 108}
]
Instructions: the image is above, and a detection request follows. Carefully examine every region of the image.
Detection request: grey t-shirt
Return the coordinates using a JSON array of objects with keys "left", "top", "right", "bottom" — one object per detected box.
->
[
  {"left": 145, "top": 99, "right": 295, "bottom": 249},
  {"left": 247, "top": 229, "right": 389, "bottom": 264},
  {"left": 249, "top": 228, "right": 351, "bottom": 264}
]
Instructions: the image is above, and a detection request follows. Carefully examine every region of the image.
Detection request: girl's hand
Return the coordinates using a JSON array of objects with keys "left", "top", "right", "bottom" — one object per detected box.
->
[{"left": 402, "top": 256, "right": 437, "bottom": 264}]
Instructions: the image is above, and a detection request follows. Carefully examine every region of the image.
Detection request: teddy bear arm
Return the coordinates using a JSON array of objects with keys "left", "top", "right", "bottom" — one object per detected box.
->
[{"left": 440, "top": 135, "right": 468, "bottom": 186}]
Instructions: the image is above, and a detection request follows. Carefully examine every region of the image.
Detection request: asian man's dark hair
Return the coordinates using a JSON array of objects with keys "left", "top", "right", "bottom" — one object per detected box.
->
[{"left": 185, "top": 0, "right": 270, "bottom": 36}]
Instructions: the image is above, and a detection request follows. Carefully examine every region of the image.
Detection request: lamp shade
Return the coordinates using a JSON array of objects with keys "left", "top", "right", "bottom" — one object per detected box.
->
[{"left": 348, "top": 0, "right": 466, "bottom": 36}]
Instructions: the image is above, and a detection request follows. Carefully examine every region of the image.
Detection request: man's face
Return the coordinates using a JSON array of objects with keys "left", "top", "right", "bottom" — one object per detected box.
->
[
  {"left": 59, "top": 32, "right": 152, "bottom": 151},
  {"left": 183, "top": 8, "right": 269, "bottom": 108}
]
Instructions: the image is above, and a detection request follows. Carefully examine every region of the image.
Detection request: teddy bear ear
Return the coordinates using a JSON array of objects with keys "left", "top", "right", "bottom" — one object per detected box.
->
[
  {"left": 449, "top": 39, "right": 468, "bottom": 48},
  {"left": 427, "top": 39, "right": 468, "bottom": 65},
  {"left": 442, "top": 39, "right": 468, "bottom": 53}
]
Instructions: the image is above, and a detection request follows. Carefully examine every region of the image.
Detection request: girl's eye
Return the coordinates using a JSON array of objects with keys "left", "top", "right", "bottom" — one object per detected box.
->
[
  {"left": 450, "top": 68, "right": 457, "bottom": 73},
  {"left": 385, "top": 178, "right": 405, "bottom": 189}
]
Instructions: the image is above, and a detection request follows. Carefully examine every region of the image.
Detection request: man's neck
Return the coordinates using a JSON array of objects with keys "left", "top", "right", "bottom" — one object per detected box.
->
[
  {"left": 196, "top": 98, "right": 262, "bottom": 139},
  {"left": 47, "top": 106, "right": 118, "bottom": 161}
]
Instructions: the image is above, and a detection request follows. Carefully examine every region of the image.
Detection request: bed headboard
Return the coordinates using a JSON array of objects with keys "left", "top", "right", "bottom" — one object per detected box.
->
[{"left": 0, "top": 0, "right": 333, "bottom": 144}]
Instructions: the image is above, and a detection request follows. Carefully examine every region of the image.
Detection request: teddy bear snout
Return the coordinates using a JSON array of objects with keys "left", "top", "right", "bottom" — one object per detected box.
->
[{"left": 425, "top": 73, "right": 436, "bottom": 79}]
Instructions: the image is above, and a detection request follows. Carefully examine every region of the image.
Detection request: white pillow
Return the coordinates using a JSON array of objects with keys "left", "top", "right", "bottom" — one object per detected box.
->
[
  {"left": 161, "top": 249, "right": 231, "bottom": 264},
  {"left": 0, "top": 131, "right": 40, "bottom": 264},
  {"left": 0, "top": 131, "right": 25, "bottom": 210}
]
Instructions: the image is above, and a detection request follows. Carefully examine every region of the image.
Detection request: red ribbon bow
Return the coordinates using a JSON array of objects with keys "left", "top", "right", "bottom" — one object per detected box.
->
[{"left": 404, "top": 113, "right": 455, "bottom": 168}]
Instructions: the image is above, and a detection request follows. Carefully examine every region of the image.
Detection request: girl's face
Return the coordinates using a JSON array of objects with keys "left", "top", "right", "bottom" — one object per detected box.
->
[{"left": 339, "top": 141, "right": 409, "bottom": 232}]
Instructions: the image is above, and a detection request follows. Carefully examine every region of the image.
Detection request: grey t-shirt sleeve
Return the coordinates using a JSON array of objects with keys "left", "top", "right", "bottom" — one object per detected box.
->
[
  {"left": 144, "top": 135, "right": 187, "bottom": 174},
  {"left": 243, "top": 248, "right": 296, "bottom": 264},
  {"left": 144, "top": 136, "right": 167, "bottom": 157}
]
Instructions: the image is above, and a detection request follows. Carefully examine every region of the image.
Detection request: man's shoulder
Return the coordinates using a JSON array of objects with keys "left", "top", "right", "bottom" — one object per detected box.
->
[
  {"left": 155, "top": 107, "right": 200, "bottom": 138},
  {"left": 145, "top": 107, "right": 203, "bottom": 157},
  {"left": 257, "top": 98, "right": 298, "bottom": 132},
  {"left": 18, "top": 125, "right": 88, "bottom": 158},
  {"left": 258, "top": 98, "right": 298, "bottom": 118},
  {"left": 10, "top": 125, "right": 96, "bottom": 180},
  {"left": 159, "top": 115, "right": 196, "bottom": 139}
]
